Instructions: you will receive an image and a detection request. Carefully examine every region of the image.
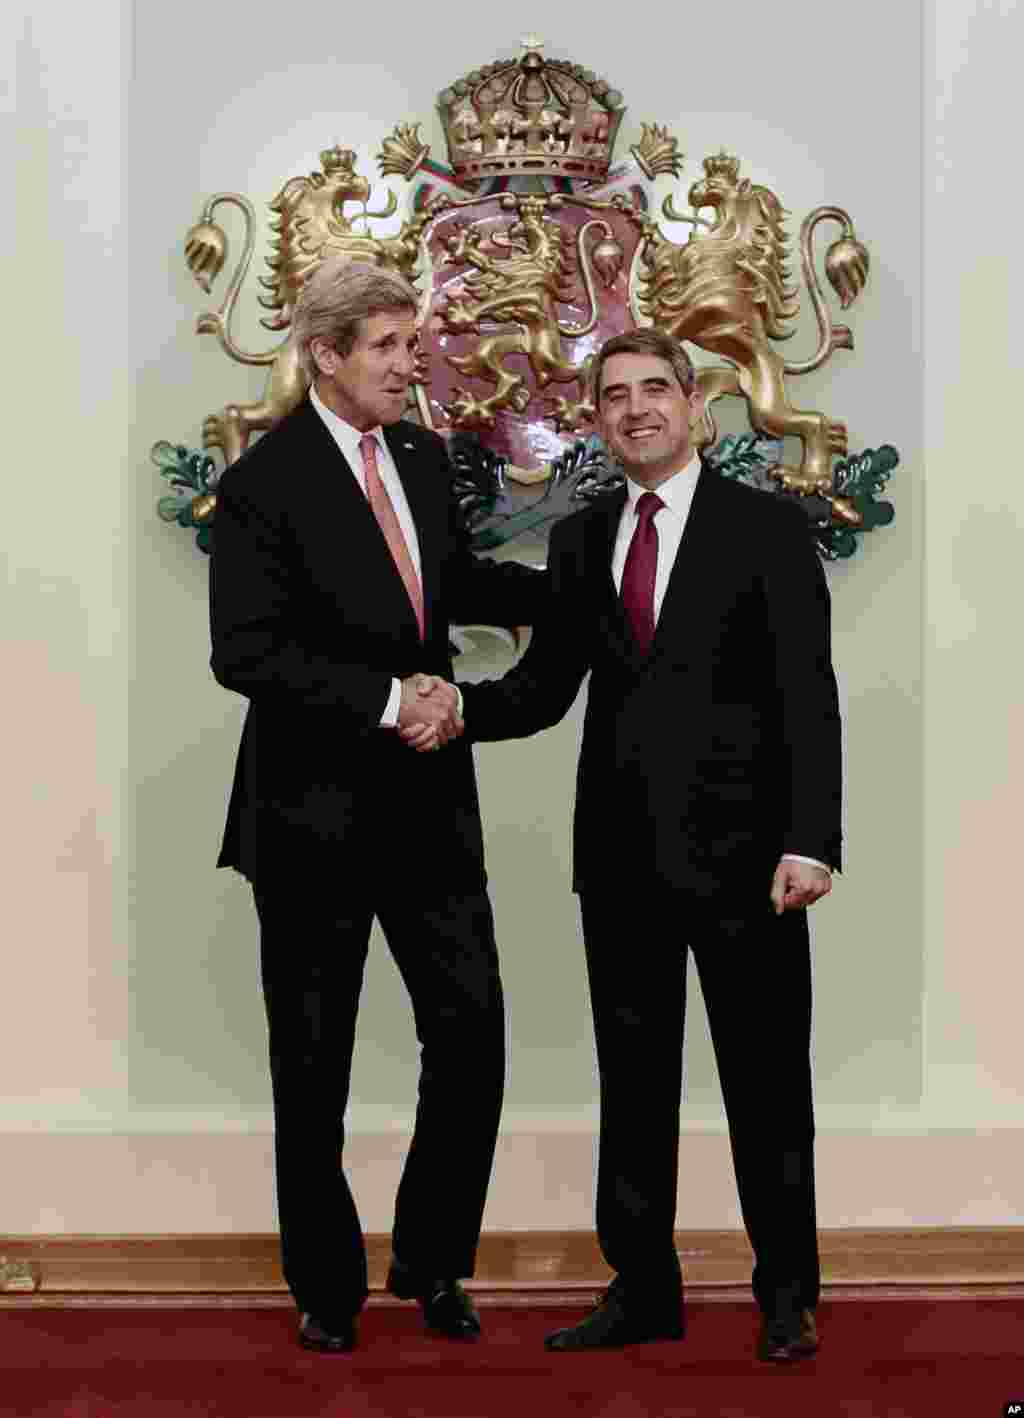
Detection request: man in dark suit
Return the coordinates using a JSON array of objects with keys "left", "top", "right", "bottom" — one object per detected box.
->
[
  {"left": 209, "top": 258, "right": 544, "bottom": 1353},
  {"left": 446, "top": 329, "right": 841, "bottom": 1361}
]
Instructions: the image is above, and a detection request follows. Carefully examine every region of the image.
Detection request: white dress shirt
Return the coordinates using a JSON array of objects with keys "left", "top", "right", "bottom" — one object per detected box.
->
[
  {"left": 612, "top": 455, "right": 829, "bottom": 876},
  {"left": 611, "top": 454, "right": 701, "bottom": 613},
  {"left": 309, "top": 387, "right": 421, "bottom": 727}
]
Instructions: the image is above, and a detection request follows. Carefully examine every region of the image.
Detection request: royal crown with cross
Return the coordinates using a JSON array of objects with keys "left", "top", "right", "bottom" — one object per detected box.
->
[{"left": 436, "top": 37, "right": 626, "bottom": 188}]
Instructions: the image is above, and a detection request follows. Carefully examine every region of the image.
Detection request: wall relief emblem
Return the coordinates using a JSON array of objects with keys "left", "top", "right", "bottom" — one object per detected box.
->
[{"left": 156, "top": 40, "right": 896, "bottom": 563}]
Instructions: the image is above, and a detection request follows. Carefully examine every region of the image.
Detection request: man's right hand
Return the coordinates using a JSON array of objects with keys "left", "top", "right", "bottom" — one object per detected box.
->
[{"left": 397, "top": 674, "right": 463, "bottom": 752}]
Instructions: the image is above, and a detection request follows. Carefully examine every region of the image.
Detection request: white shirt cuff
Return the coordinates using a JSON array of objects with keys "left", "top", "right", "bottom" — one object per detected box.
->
[
  {"left": 381, "top": 679, "right": 461, "bottom": 728},
  {"left": 380, "top": 678, "right": 402, "bottom": 728},
  {"left": 782, "top": 854, "right": 832, "bottom": 874}
]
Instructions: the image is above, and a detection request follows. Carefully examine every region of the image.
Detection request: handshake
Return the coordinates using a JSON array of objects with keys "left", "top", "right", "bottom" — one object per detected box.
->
[{"left": 397, "top": 674, "right": 463, "bottom": 753}]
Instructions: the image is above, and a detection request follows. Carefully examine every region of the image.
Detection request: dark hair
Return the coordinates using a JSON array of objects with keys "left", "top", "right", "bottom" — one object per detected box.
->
[{"left": 590, "top": 328, "right": 696, "bottom": 405}]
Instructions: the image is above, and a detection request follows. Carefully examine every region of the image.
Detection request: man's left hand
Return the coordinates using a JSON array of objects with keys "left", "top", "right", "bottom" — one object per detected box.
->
[{"left": 770, "top": 859, "right": 832, "bottom": 915}]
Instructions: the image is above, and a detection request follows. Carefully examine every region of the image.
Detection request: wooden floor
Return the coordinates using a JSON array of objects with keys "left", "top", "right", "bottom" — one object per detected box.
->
[{"left": 2, "top": 1228, "right": 1023, "bottom": 1303}]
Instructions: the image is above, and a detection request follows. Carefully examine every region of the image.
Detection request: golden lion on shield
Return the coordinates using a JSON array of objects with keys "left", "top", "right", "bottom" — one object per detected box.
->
[
  {"left": 440, "top": 192, "right": 615, "bottom": 430},
  {"left": 633, "top": 152, "right": 869, "bottom": 498}
]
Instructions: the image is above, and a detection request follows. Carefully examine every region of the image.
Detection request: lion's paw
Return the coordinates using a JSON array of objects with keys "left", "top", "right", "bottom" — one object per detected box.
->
[
  {"left": 445, "top": 388, "right": 495, "bottom": 429},
  {"left": 548, "top": 395, "right": 594, "bottom": 432},
  {"left": 201, "top": 415, "right": 226, "bottom": 450},
  {"left": 826, "top": 420, "right": 848, "bottom": 454},
  {"left": 443, "top": 301, "right": 476, "bottom": 333},
  {"left": 768, "top": 463, "right": 831, "bottom": 497}
]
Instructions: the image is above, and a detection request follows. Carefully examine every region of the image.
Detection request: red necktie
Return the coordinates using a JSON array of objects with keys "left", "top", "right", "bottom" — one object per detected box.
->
[
  {"left": 359, "top": 433, "right": 425, "bottom": 641},
  {"left": 619, "top": 491, "right": 664, "bottom": 655}
]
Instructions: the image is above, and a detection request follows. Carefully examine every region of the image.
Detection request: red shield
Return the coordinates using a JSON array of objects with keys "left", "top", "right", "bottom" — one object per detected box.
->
[{"left": 414, "top": 189, "right": 647, "bottom": 475}]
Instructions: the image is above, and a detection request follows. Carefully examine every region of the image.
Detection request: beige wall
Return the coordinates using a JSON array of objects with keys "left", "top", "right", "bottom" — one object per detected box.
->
[
  {"left": 922, "top": 0, "right": 1024, "bottom": 1130},
  {"left": 2, "top": 0, "right": 1021, "bottom": 1234}
]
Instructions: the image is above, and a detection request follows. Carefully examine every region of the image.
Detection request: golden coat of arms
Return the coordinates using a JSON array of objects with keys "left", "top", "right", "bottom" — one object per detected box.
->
[{"left": 157, "top": 41, "right": 896, "bottom": 561}]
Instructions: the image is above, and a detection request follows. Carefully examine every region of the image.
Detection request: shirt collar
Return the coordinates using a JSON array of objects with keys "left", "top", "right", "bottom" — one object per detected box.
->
[
  {"left": 624, "top": 452, "right": 701, "bottom": 515},
  {"left": 309, "top": 385, "right": 385, "bottom": 461}
]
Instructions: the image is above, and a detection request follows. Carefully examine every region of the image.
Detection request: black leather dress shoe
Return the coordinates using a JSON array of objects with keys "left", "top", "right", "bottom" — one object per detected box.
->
[
  {"left": 545, "top": 1284, "right": 684, "bottom": 1352},
  {"left": 757, "top": 1306, "right": 818, "bottom": 1362},
  {"left": 298, "top": 1312, "right": 357, "bottom": 1353},
  {"left": 386, "top": 1261, "right": 481, "bottom": 1340}
]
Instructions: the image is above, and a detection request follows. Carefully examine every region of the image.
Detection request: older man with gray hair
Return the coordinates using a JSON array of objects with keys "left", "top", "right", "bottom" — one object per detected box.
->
[{"left": 209, "top": 258, "right": 545, "bottom": 1352}]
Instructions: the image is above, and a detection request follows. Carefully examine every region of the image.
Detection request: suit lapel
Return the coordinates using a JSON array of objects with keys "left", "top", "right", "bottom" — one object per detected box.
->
[
  {"left": 293, "top": 399, "right": 372, "bottom": 518},
  {"left": 590, "top": 463, "right": 726, "bottom": 668},
  {"left": 647, "top": 464, "right": 724, "bottom": 664},
  {"left": 383, "top": 423, "right": 434, "bottom": 541},
  {"left": 292, "top": 403, "right": 423, "bottom": 640},
  {"left": 587, "top": 487, "right": 643, "bottom": 665}
]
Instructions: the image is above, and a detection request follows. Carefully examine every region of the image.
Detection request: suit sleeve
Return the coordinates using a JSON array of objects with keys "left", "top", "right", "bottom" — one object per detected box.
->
[
  {"left": 460, "top": 517, "right": 591, "bottom": 742},
  {"left": 762, "top": 503, "right": 843, "bottom": 870},
  {"left": 209, "top": 469, "right": 392, "bottom": 725}
]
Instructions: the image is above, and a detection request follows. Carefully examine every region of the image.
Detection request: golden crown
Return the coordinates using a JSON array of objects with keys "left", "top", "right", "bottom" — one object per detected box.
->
[
  {"left": 320, "top": 146, "right": 359, "bottom": 175},
  {"left": 702, "top": 151, "right": 741, "bottom": 184},
  {"left": 436, "top": 42, "right": 625, "bottom": 187}
]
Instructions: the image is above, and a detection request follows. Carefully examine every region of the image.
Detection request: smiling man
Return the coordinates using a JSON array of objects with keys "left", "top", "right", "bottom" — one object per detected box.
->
[
  {"left": 455, "top": 328, "right": 842, "bottom": 1361},
  {"left": 209, "top": 258, "right": 545, "bottom": 1353}
]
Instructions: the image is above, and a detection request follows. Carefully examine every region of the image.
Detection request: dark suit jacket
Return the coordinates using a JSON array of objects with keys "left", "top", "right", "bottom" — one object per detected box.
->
[
  {"left": 462, "top": 468, "right": 842, "bottom": 902},
  {"left": 209, "top": 399, "right": 545, "bottom": 890}
]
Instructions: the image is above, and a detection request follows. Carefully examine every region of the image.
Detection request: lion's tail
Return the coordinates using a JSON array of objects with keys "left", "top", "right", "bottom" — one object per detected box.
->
[{"left": 784, "top": 206, "right": 867, "bottom": 376}]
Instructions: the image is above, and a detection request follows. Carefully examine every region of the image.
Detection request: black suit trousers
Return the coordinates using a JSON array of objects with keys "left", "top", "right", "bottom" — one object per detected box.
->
[
  {"left": 252, "top": 876, "right": 505, "bottom": 1324},
  {"left": 579, "top": 887, "right": 820, "bottom": 1316}
]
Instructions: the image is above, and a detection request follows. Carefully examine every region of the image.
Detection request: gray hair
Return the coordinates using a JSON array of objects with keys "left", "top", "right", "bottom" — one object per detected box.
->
[
  {"left": 590, "top": 327, "right": 697, "bottom": 404},
  {"left": 292, "top": 258, "right": 419, "bottom": 380}
]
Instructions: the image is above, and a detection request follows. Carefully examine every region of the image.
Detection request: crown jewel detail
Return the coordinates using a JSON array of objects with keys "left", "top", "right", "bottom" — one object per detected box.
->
[{"left": 437, "top": 46, "right": 625, "bottom": 187}]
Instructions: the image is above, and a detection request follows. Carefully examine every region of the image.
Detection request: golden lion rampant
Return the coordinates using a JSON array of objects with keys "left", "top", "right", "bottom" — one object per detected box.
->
[
  {"left": 440, "top": 193, "right": 616, "bottom": 430},
  {"left": 634, "top": 152, "right": 869, "bottom": 499},
  {"left": 184, "top": 147, "right": 439, "bottom": 465}
]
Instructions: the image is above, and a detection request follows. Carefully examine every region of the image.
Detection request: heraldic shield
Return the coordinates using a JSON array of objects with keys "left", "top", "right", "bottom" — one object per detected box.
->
[
  {"left": 159, "top": 40, "right": 897, "bottom": 563},
  {"left": 417, "top": 187, "right": 647, "bottom": 479}
]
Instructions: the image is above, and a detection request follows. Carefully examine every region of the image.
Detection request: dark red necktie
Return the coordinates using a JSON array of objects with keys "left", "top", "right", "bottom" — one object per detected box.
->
[{"left": 619, "top": 491, "right": 664, "bottom": 655}]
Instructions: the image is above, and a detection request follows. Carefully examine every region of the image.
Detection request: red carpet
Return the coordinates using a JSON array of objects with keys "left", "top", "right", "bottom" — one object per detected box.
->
[{"left": 1, "top": 1299, "right": 1022, "bottom": 1417}]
